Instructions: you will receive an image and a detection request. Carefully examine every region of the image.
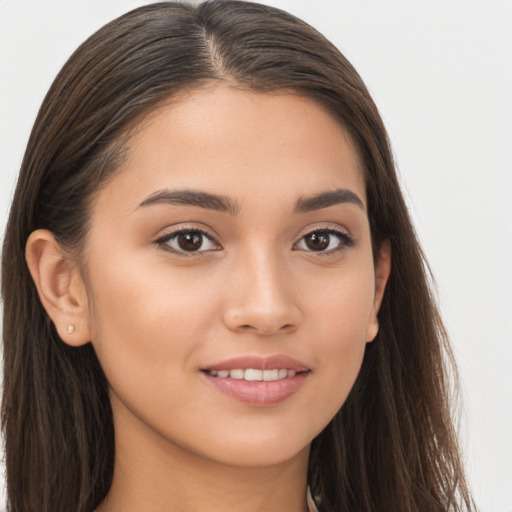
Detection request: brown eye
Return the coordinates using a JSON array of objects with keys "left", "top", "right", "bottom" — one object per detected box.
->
[
  {"left": 156, "top": 229, "right": 219, "bottom": 255},
  {"left": 295, "top": 228, "right": 354, "bottom": 254},
  {"left": 304, "top": 231, "right": 330, "bottom": 251},
  {"left": 177, "top": 232, "right": 203, "bottom": 251}
]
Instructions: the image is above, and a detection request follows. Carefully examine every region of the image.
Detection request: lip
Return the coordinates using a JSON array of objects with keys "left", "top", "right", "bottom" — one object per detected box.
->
[{"left": 201, "top": 354, "right": 310, "bottom": 406}]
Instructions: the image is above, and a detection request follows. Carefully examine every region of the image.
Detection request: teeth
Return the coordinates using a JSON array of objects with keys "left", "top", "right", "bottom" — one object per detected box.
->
[
  {"left": 263, "top": 369, "right": 279, "bottom": 381},
  {"left": 245, "top": 369, "right": 263, "bottom": 381},
  {"left": 230, "top": 369, "right": 244, "bottom": 380},
  {"left": 207, "top": 368, "right": 300, "bottom": 381}
]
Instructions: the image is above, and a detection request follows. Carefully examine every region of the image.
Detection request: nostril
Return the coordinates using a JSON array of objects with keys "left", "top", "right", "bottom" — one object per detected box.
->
[
  {"left": 223, "top": 304, "right": 302, "bottom": 335},
  {"left": 233, "top": 322, "right": 298, "bottom": 335}
]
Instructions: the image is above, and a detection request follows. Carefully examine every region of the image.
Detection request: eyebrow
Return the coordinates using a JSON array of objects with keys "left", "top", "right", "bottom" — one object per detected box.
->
[
  {"left": 138, "top": 187, "right": 364, "bottom": 215},
  {"left": 293, "top": 188, "right": 365, "bottom": 213},
  {"left": 138, "top": 189, "right": 241, "bottom": 215}
]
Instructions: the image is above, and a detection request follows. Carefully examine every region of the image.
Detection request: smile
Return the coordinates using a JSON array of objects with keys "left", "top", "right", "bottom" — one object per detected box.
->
[
  {"left": 206, "top": 368, "right": 298, "bottom": 381},
  {"left": 202, "top": 355, "right": 310, "bottom": 406}
]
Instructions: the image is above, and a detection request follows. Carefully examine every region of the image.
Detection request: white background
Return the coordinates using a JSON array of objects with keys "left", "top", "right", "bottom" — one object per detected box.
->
[{"left": 0, "top": 1, "right": 511, "bottom": 511}]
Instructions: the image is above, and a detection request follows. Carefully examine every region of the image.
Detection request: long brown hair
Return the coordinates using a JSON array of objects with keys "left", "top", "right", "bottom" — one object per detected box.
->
[{"left": 2, "top": 2, "right": 474, "bottom": 511}]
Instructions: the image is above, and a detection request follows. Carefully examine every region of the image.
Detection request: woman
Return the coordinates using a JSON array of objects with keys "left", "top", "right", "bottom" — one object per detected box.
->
[{"left": 1, "top": 1, "right": 475, "bottom": 511}]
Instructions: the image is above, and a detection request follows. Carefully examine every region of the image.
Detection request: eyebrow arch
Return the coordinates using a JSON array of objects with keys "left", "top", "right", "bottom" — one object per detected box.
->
[
  {"left": 138, "top": 189, "right": 241, "bottom": 215},
  {"left": 293, "top": 188, "right": 365, "bottom": 213}
]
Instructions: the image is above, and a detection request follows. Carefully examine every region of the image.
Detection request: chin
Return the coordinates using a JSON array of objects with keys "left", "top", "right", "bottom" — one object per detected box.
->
[
  {"left": 205, "top": 440, "right": 310, "bottom": 468},
  {"left": 185, "top": 423, "right": 315, "bottom": 468}
]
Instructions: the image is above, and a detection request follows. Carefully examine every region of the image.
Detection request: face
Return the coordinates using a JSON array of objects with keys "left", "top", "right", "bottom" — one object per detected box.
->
[{"left": 79, "top": 85, "right": 389, "bottom": 468}]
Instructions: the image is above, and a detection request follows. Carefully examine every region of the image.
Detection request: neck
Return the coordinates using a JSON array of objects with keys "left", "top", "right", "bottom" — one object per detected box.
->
[{"left": 95, "top": 401, "right": 310, "bottom": 512}]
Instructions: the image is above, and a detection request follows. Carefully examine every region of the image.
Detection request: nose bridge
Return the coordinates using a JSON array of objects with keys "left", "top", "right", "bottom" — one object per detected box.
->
[{"left": 223, "top": 241, "right": 301, "bottom": 335}]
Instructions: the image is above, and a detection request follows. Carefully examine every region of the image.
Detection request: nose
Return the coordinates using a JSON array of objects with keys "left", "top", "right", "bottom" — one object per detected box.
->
[{"left": 222, "top": 248, "right": 302, "bottom": 336}]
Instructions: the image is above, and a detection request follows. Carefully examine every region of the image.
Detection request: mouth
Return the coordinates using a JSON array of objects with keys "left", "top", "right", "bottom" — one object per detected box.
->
[
  {"left": 201, "top": 355, "right": 311, "bottom": 406},
  {"left": 204, "top": 368, "right": 302, "bottom": 381}
]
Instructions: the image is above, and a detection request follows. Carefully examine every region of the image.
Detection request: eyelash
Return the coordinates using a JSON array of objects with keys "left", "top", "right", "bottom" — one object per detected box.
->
[{"left": 154, "top": 226, "right": 354, "bottom": 257}]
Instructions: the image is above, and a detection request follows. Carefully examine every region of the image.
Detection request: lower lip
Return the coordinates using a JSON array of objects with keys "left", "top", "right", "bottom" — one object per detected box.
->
[{"left": 203, "top": 372, "right": 309, "bottom": 406}]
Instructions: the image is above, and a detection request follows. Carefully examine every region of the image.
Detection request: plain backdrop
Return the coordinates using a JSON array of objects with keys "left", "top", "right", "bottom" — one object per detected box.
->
[{"left": 0, "top": 1, "right": 511, "bottom": 511}]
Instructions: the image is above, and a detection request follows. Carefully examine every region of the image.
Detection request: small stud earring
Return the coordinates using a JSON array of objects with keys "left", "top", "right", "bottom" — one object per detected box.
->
[{"left": 67, "top": 324, "right": 76, "bottom": 334}]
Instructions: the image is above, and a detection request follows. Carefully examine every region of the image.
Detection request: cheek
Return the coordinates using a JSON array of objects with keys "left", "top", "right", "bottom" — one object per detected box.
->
[
  {"left": 85, "top": 255, "right": 230, "bottom": 452},
  {"left": 309, "top": 255, "right": 376, "bottom": 347},
  {"left": 305, "top": 260, "right": 376, "bottom": 416},
  {"left": 86, "top": 252, "right": 220, "bottom": 390}
]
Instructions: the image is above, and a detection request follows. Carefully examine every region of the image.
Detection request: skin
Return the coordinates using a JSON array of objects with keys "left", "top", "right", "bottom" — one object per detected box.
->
[{"left": 26, "top": 85, "right": 391, "bottom": 512}]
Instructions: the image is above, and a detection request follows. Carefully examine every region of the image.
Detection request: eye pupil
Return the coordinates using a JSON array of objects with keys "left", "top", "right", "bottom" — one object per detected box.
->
[
  {"left": 305, "top": 231, "right": 330, "bottom": 251},
  {"left": 178, "top": 232, "right": 203, "bottom": 251}
]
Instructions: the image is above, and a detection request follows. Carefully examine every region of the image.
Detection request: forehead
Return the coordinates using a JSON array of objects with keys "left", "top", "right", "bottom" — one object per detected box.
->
[{"left": 94, "top": 85, "right": 366, "bottom": 214}]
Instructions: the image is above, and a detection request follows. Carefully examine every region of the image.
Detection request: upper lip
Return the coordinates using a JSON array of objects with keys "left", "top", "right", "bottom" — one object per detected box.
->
[{"left": 202, "top": 355, "right": 309, "bottom": 372}]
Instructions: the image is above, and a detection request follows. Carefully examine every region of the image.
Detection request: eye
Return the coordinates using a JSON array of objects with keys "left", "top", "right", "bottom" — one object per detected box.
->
[
  {"left": 155, "top": 229, "right": 220, "bottom": 255},
  {"left": 294, "top": 228, "right": 354, "bottom": 254}
]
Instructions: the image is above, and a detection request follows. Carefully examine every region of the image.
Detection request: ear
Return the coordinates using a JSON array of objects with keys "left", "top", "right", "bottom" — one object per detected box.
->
[
  {"left": 366, "top": 240, "right": 391, "bottom": 342},
  {"left": 25, "top": 229, "right": 91, "bottom": 346}
]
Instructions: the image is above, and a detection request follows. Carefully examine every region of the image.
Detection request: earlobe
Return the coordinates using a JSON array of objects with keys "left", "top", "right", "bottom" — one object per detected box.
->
[
  {"left": 25, "top": 229, "right": 91, "bottom": 346},
  {"left": 366, "top": 240, "right": 392, "bottom": 342}
]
